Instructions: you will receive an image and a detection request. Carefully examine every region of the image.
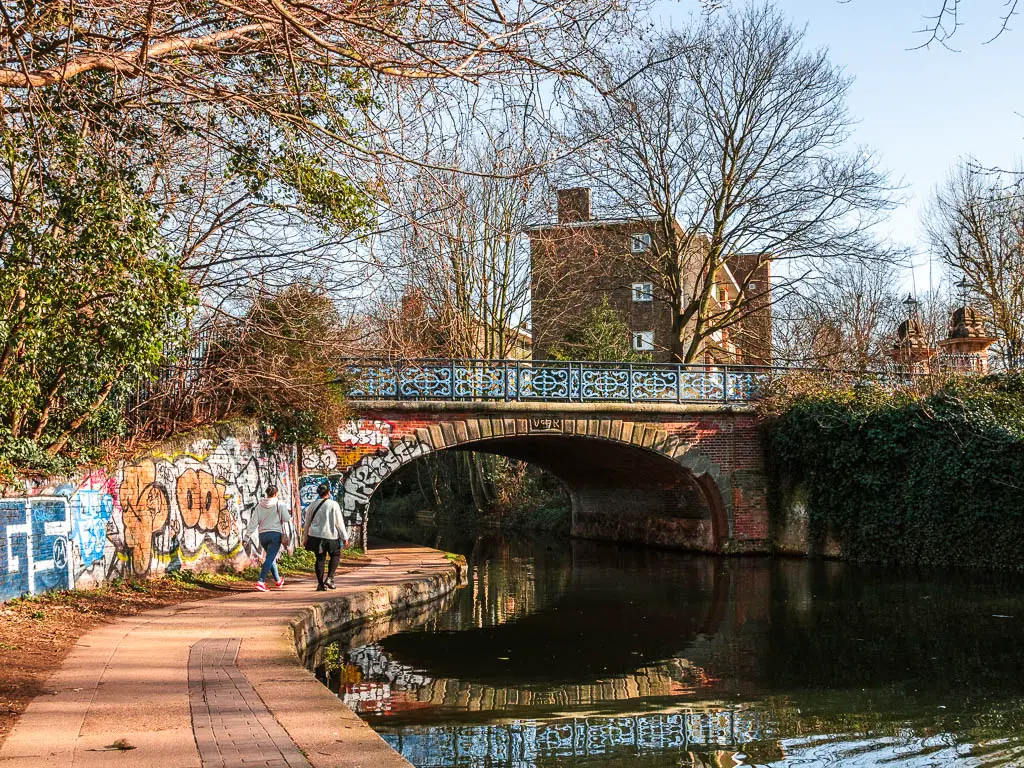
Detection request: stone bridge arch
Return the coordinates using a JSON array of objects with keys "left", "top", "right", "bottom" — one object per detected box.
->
[{"left": 299, "top": 405, "right": 768, "bottom": 554}]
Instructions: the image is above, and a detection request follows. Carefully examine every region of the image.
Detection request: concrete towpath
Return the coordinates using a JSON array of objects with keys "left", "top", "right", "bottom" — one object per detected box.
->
[{"left": 0, "top": 544, "right": 458, "bottom": 768}]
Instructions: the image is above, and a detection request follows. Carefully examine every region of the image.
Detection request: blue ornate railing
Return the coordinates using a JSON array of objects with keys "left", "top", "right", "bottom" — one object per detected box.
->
[{"left": 341, "top": 359, "right": 779, "bottom": 404}]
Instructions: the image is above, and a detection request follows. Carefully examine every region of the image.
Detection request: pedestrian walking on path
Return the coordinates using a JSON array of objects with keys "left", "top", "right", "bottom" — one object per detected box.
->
[
  {"left": 302, "top": 484, "right": 349, "bottom": 591},
  {"left": 252, "top": 486, "right": 291, "bottom": 591}
]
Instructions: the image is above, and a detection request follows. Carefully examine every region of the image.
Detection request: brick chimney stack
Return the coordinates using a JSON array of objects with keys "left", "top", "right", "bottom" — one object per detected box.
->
[{"left": 557, "top": 188, "right": 591, "bottom": 224}]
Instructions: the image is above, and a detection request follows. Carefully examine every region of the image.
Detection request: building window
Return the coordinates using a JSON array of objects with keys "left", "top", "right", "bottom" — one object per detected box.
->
[
  {"left": 631, "top": 282, "right": 653, "bottom": 302},
  {"left": 631, "top": 233, "right": 651, "bottom": 253},
  {"left": 632, "top": 331, "right": 654, "bottom": 352}
]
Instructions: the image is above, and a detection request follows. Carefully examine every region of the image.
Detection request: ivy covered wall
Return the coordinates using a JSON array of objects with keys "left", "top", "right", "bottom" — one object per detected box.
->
[{"left": 766, "top": 375, "right": 1024, "bottom": 569}]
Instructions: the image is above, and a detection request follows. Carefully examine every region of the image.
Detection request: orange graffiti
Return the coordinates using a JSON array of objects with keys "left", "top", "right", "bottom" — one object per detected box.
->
[
  {"left": 176, "top": 468, "right": 232, "bottom": 537},
  {"left": 120, "top": 460, "right": 170, "bottom": 575},
  {"left": 334, "top": 445, "right": 380, "bottom": 470}
]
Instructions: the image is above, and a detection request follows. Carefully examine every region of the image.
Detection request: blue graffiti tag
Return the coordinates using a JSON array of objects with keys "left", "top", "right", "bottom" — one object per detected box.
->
[
  {"left": 73, "top": 489, "right": 113, "bottom": 568},
  {"left": 1, "top": 497, "right": 72, "bottom": 601}
]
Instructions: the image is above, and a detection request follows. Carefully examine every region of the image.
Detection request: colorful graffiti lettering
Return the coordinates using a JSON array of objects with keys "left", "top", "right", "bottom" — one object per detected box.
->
[
  {"left": 302, "top": 447, "right": 338, "bottom": 472},
  {"left": 1, "top": 433, "right": 296, "bottom": 601},
  {"left": 299, "top": 423, "right": 429, "bottom": 546},
  {"left": 341, "top": 437, "right": 430, "bottom": 523},
  {"left": 120, "top": 460, "right": 171, "bottom": 576},
  {"left": 73, "top": 488, "right": 113, "bottom": 568},
  {"left": 176, "top": 468, "right": 232, "bottom": 538},
  {"left": 0, "top": 498, "right": 72, "bottom": 601}
]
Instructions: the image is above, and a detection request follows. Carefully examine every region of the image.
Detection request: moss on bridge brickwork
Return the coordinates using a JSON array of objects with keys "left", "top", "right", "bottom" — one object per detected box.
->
[{"left": 767, "top": 375, "right": 1024, "bottom": 569}]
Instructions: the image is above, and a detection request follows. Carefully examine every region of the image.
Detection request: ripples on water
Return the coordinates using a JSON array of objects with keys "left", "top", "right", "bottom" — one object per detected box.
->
[{"left": 309, "top": 534, "right": 1024, "bottom": 767}]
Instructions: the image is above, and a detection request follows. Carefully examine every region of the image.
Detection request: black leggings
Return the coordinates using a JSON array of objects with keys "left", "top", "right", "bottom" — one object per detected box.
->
[{"left": 311, "top": 537, "right": 340, "bottom": 585}]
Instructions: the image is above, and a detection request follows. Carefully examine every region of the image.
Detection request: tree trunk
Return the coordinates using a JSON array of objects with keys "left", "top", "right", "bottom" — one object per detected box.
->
[{"left": 46, "top": 372, "right": 122, "bottom": 455}]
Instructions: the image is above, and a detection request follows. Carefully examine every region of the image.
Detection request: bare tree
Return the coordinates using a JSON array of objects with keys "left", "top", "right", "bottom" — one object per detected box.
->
[
  {"left": 911, "top": 0, "right": 1020, "bottom": 46},
  {"left": 926, "top": 159, "right": 1024, "bottom": 368},
  {"left": 0, "top": 1, "right": 619, "bottom": 91},
  {"left": 773, "top": 262, "right": 904, "bottom": 370},
  {"left": 130, "top": 282, "right": 359, "bottom": 440},
  {"left": 559, "top": 2, "right": 899, "bottom": 364},
  {"left": 0, "top": 1, "right": 631, "bottom": 317},
  {"left": 365, "top": 104, "right": 551, "bottom": 359}
]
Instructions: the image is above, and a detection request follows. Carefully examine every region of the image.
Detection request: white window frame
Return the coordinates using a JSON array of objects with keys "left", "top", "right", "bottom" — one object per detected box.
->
[
  {"left": 631, "top": 282, "right": 653, "bottom": 303},
  {"left": 632, "top": 330, "right": 655, "bottom": 352},
  {"left": 631, "top": 233, "right": 651, "bottom": 253}
]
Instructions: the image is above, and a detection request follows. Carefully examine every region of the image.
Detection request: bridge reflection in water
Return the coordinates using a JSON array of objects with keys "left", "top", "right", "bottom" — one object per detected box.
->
[
  {"left": 312, "top": 538, "right": 767, "bottom": 767},
  {"left": 379, "top": 711, "right": 760, "bottom": 768},
  {"left": 311, "top": 534, "right": 1024, "bottom": 767}
]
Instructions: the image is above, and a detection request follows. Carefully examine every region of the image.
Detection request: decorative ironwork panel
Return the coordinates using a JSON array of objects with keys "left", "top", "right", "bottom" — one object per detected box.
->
[
  {"left": 398, "top": 364, "right": 453, "bottom": 399},
  {"left": 630, "top": 367, "right": 680, "bottom": 401},
  {"left": 346, "top": 364, "right": 399, "bottom": 399},
  {"left": 453, "top": 363, "right": 507, "bottom": 400},
  {"left": 519, "top": 365, "right": 571, "bottom": 400},
  {"left": 726, "top": 370, "right": 770, "bottom": 401},
  {"left": 677, "top": 370, "right": 725, "bottom": 401},
  {"left": 581, "top": 367, "right": 630, "bottom": 400},
  {"left": 341, "top": 360, "right": 782, "bottom": 404}
]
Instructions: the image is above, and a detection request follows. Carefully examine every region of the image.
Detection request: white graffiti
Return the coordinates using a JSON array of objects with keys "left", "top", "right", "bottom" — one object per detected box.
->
[
  {"left": 302, "top": 446, "right": 338, "bottom": 471},
  {"left": 342, "top": 437, "right": 431, "bottom": 520},
  {"left": 337, "top": 419, "right": 393, "bottom": 448}
]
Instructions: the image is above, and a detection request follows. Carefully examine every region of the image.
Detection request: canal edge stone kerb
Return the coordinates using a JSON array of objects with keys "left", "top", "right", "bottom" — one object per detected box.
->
[
  {"left": 339, "top": 413, "right": 741, "bottom": 550},
  {"left": 289, "top": 565, "right": 461, "bottom": 666}
]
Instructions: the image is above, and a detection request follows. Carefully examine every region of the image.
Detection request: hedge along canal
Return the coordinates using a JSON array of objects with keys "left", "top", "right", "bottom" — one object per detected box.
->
[{"left": 767, "top": 375, "right": 1024, "bottom": 568}]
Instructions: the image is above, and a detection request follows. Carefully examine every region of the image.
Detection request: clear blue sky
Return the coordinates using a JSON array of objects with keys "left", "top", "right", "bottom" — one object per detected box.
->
[{"left": 653, "top": 0, "right": 1024, "bottom": 294}]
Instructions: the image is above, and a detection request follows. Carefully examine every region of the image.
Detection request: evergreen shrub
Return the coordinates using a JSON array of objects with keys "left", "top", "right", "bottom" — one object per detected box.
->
[{"left": 766, "top": 374, "right": 1024, "bottom": 568}]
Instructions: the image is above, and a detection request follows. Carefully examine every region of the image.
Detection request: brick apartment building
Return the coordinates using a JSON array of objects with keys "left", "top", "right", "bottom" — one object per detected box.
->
[{"left": 528, "top": 188, "right": 772, "bottom": 364}]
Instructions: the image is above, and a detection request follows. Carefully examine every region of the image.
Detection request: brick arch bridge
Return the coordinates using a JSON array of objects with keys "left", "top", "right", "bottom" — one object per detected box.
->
[{"left": 299, "top": 361, "right": 770, "bottom": 553}]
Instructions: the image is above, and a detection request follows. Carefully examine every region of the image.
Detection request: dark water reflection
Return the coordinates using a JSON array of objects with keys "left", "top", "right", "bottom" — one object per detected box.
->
[{"left": 310, "top": 534, "right": 1024, "bottom": 767}]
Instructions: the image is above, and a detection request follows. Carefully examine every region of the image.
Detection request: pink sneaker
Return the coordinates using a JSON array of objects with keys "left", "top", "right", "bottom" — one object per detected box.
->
[
  {"left": 255, "top": 581, "right": 269, "bottom": 592},
  {"left": 275, "top": 578, "right": 285, "bottom": 588}
]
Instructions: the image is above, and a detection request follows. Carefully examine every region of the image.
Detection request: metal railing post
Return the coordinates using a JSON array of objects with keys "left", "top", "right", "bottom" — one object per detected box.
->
[
  {"left": 449, "top": 359, "right": 456, "bottom": 400},
  {"left": 677, "top": 363, "right": 683, "bottom": 403},
  {"left": 724, "top": 366, "right": 731, "bottom": 402},
  {"left": 627, "top": 362, "right": 634, "bottom": 403}
]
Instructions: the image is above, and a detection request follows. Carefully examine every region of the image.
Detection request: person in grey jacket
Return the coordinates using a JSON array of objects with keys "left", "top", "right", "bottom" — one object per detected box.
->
[
  {"left": 302, "top": 484, "right": 349, "bottom": 591},
  {"left": 253, "top": 486, "right": 291, "bottom": 592}
]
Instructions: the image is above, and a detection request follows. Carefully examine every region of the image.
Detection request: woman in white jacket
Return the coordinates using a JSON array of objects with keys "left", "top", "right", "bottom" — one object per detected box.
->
[
  {"left": 253, "top": 486, "right": 290, "bottom": 591},
  {"left": 302, "top": 483, "right": 349, "bottom": 591}
]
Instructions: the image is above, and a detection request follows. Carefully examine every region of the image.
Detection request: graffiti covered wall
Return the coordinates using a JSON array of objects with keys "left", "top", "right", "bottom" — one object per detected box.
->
[
  {"left": 0, "top": 498, "right": 73, "bottom": 600},
  {"left": 299, "top": 418, "right": 414, "bottom": 548},
  {"left": 1, "top": 428, "right": 297, "bottom": 601}
]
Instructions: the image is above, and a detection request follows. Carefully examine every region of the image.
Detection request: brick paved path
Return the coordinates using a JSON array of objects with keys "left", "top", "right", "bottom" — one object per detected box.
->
[
  {"left": 0, "top": 544, "right": 452, "bottom": 768},
  {"left": 189, "top": 638, "right": 309, "bottom": 768}
]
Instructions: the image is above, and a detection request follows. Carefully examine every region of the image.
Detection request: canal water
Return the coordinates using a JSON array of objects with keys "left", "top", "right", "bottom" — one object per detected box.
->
[{"left": 309, "top": 534, "right": 1024, "bottom": 767}]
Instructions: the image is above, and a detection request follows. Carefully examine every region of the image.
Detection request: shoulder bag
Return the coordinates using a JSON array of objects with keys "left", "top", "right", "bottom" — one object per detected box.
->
[
  {"left": 303, "top": 499, "right": 327, "bottom": 551},
  {"left": 279, "top": 502, "right": 292, "bottom": 550}
]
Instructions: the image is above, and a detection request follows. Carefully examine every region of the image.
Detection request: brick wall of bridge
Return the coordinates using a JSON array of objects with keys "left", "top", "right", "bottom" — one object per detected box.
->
[{"left": 298, "top": 404, "right": 769, "bottom": 554}]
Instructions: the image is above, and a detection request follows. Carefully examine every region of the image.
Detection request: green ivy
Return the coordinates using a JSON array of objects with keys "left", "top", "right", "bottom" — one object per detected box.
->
[
  {"left": 260, "top": 408, "right": 328, "bottom": 452},
  {"left": 767, "top": 374, "right": 1024, "bottom": 569}
]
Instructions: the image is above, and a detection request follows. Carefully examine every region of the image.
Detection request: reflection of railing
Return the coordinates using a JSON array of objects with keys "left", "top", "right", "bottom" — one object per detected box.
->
[
  {"left": 343, "top": 359, "right": 777, "bottom": 404},
  {"left": 379, "top": 710, "right": 762, "bottom": 767}
]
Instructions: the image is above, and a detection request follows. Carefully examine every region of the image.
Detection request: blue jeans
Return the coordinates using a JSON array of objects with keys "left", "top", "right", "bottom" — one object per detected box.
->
[{"left": 258, "top": 531, "right": 283, "bottom": 582}]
